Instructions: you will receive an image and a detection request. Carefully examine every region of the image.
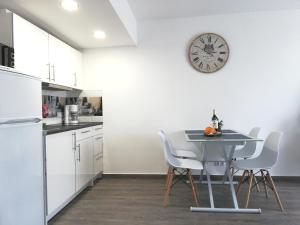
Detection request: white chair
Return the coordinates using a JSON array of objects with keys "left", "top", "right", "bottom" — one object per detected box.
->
[
  {"left": 232, "top": 127, "right": 261, "bottom": 192},
  {"left": 232, "top": 131, "right": 284, "bottom": 211},
  {"left": 159, "top": 130, "right": 199, "bottom": 159},
  {"left": 158, "top": 130, "right": 203, "bottom": 207},
  {"left": 233, "top": 127, "right": 261, "bottom": 159}
]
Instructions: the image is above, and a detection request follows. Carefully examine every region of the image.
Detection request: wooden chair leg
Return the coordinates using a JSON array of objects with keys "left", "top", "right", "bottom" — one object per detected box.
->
[
  {"left": 260, "top": 170, "right": 269, "bottom": 199},
  {"left": 265, "top": 171, "right": 284, "bottom": 212},
  {"left": 165, "top": 167, "right": 172, "bottom": 188},
  {"left": 187, "top": 169, "right": 199, "bottom": 206},
  {"left": 254, "top": 175, "right": 260, "bottom": 192},
  {"left": 236, "top": 170, "right": 247, "bottom": 197},
  {"left": 163, "top": 169, "right": 174, "bottom": 207},
  {"left": 245, "top": 170, "right": 254, "bottom": 208}
]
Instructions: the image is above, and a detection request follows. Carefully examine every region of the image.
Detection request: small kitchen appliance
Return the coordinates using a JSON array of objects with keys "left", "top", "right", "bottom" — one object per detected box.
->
[{"left": 64, "top": 105, "right": 79, "bottom": 124}]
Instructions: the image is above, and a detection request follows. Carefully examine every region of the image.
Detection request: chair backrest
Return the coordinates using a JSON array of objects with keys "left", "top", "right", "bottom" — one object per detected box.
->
[
  {"left": 158, "top": 130, "right": 177, "bottom": 155},
  {"left": 249, "top": 127, "right": 261, "bottom": 138},
  {"left": 256, "top": 131, "right": 283, "bottom": 168},
  {"left": 237, "top": 127, "right": 261, "bottom": 157},
  {"left": 158, "top": 130, "right": 180, "bottom": 168}
]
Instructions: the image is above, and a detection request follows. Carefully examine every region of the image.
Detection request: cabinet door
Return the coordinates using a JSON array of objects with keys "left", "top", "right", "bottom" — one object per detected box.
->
[
  {"left": 93, "top": 135, "right": 103, "bottom": 175},
  {"left": 76, "top": 137, "right": 93, "bottom": 191},
  {"left": 70, "top": 48, "right": 83, "bottom": 89},
  {"left": 46, "top": 131, "right": 76, "bottom": 216},
  {"left": 94, "top": 155, "right": 103, "bottom": 177},
  {"left": 13, "top": 14, "right": 49, "bottom": 79},
  {"left": 48, "top": 35, "right": 73, "bottom": 86}
]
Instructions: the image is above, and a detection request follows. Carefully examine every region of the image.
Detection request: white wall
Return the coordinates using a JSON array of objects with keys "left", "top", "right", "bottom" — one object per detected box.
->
[{"left": 83, "top": 10, "right": 300, "bottom": 176}]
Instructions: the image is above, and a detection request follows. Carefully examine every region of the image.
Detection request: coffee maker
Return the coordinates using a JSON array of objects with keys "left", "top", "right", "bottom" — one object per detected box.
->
[{"left": 64, "top": 105, "right": 79, "bottom": 124}]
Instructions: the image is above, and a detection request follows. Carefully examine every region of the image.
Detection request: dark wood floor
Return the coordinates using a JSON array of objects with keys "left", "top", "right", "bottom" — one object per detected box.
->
[{"left": 49, "top": 176, "right": 300, "bottom": 225}]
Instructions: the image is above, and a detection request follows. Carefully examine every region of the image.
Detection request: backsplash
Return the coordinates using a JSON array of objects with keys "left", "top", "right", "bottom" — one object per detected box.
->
[{"left": 42, "top": 90, "right": 102, "bottom": 118}]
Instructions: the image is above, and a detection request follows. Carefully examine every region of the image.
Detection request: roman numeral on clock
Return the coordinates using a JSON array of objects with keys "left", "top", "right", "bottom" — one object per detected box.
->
[
  {"left": 191, "top": 52, "right": 198, "bottom": 55},
  {"left": 219, "top": 51, "right": 226, "bottom": 54},
  {"left": 208, "top": 35, "right": 211, "bottom": 43},
  {"left": 199, "top": 37, "right": 205, "bottom": 44},
  {"left": 199, "top": 62, "right": 203, "bottom": 69},
  {"left": 206, "top": 64, "right": 210, "bottom": 71},
  {"left": 218, "top": 57, "right": 224, "bottom": 63},
  {"left": 218, "top": 44, "right": 224, "bottom": 48},
  {"left": 193, "top": 57, "right": 200, "bottom": 63}
]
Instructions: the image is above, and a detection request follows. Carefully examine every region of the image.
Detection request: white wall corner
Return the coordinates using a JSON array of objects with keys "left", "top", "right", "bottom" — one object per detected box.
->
[{"left": 109, "top": 0, "right": 138, "bottom": 45}]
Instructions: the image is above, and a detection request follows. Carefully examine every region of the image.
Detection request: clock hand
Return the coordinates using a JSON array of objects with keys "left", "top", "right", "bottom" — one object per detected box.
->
[{"left": 201, "top": 47, "right": 216, "bottom": 56}]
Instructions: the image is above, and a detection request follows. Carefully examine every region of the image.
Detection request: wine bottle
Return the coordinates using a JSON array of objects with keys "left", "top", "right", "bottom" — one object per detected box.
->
[{"left": 211, "top": 109, "right": 219, "bottom": 130}]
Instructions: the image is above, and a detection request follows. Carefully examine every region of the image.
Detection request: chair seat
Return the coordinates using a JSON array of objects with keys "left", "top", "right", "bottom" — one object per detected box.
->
[
  {"left": 176, "top": 158, "right": 203, "bottom": 170},
  {"left": 175, "top": 149, "right": 198, "bottom": 158},
  {"left": 232, "top": 148, "right": 277, "bottom": 171},
  {"left": 232, "top": 157, "right": 271, "bottom": 171}
]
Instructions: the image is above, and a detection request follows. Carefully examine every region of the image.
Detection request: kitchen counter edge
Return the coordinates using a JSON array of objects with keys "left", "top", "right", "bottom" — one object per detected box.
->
[{"left": 43, "top": 122, "right": 103, "bottom": 136}]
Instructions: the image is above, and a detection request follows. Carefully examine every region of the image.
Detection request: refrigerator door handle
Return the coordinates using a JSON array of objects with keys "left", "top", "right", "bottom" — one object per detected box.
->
[{"left": 0, "top": 118, "right": 42, "bottom": 125}]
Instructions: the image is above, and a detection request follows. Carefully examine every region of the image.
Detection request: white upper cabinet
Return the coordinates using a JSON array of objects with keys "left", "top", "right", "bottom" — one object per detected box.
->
[
  {"left": 48, "top": 35, "right": 73, "bottom": 87},
  {"left": 13, "top": 13, "right": 83, "bottom": 89},
  {"left": 13, "top": 14, "right": 49, "bottom": 79},
  {"left": 70, "top": 47, "right": 83, "bottom": 89}
]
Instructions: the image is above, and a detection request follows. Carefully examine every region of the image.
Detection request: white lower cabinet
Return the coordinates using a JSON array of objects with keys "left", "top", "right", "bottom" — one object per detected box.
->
[
  {"left": 75, "top": 137, "right": 94, "bottom": 191},
  {"left": 46, "top": 125, "right": 103, "bottom": 220},
  {"left": 46, "top": 131, "right": 76, "bottom": 217},
  {"left": 93, "top": 135, "right": 103, "bottom": 176}
]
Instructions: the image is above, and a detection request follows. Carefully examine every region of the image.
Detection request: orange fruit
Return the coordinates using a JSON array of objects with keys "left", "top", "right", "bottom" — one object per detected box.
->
[{"left": 204, "top": 127, "right": 216, "bottom": 135}]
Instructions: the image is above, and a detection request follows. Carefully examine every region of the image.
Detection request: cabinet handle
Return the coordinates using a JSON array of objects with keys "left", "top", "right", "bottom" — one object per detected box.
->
[
  {"left": 95, "top": 137, "right": 102, "bottom": 140},
  {"left": 74, "top": 73, "right": 77, "bottom": 86},
  {"left": 51, "top": 65, "right": 55, "bottom": 81},
  {"left": 81, "top": 130, "right": 90, "bottom": 134},
  {"left": 46, "top": 63, "right": 51, "bottom": 80},
  {"left": 96, "top": 155, "right": 102, "bottom": 160},
  {"left": 72, "top": 133, "right": 76, "bottom": 151},
  {"left": 77, "top": 144, "right": 81, "bottom": 161},
  {"left": 95, "top": 127, "right": 102, "bottom": 131}
]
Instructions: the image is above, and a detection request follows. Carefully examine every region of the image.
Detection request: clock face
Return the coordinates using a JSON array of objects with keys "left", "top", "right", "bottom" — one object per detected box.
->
[{"left": 188, "top": 33, "right": 229, "bottom": 73}]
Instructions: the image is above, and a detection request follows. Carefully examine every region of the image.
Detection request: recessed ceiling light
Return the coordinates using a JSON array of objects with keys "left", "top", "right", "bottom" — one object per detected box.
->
[
  {"left": 94, "top": 30, "right": 106, "bottom": 39},
  {"left": 61, "top": 0, "right": 79, "bottom": 11}
]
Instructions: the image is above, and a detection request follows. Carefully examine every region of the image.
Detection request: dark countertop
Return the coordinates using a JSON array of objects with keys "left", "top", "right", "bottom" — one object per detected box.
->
[{"left": 43, "top": 122, "right": 103, "bottom": 135}]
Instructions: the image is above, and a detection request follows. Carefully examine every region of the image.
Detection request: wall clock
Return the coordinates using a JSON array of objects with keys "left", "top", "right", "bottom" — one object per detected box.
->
[{"left": 188, "top": 33, "right": 229, "bottom": 73}]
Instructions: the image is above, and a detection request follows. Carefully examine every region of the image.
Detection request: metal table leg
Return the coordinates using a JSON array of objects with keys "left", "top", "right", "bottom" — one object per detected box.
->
[{"left": 190, "top": 143, "right": 261, "bottom": 214}]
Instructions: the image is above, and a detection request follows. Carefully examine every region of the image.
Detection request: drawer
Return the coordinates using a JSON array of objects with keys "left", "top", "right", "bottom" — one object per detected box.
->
[
  {"left": 93, "top": 125, "right": 103, "bottom": 136},
  {"left": 76, "top": 127, "right": 93, "bottom": 141}
]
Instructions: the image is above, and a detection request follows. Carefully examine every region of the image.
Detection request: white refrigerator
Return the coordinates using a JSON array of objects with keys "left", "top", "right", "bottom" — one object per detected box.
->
[{"left": 0, "top": 67, "right": 45, "bottom": 225}]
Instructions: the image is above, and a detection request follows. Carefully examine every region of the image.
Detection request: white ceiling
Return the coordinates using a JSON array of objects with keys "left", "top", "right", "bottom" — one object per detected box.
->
[
  {"left": 0, "top": 0, "right": 136, "bottom": 49},
  {"left": 1, "top": 0, "right": 300, "bottom": 49},
  {"left": 127, "top": 0, "right": 300, "bottom": 20}
]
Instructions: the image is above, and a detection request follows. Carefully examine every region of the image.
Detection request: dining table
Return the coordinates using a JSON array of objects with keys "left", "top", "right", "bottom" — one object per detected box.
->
[{"left": 184, "top": 129, "right": 263, "bottom": 213}]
